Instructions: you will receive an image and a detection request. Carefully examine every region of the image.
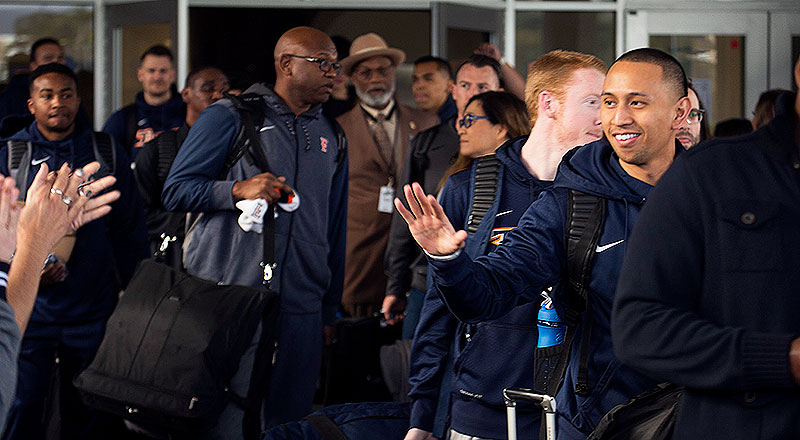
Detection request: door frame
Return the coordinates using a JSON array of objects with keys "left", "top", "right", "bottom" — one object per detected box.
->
[
  {"left": 769, "top": 11, "right": 800, "bottom": 91},
  {"left": 625, "top": 9, "right": 768, "bottom": 117},
  {"left": 100, "top": 0, "right": 177, "bottom": 123},
  {"left": 431, "top": 2, "right": 504, "bottom": 60}
]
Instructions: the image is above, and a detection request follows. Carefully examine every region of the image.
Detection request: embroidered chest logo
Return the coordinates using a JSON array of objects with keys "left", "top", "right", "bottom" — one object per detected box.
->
[
  {"left": 320, "top": 137, "right": 329, "bottom": 153},
  {"left": 490, "top": 227, "right": 516, "bottom": 246}
]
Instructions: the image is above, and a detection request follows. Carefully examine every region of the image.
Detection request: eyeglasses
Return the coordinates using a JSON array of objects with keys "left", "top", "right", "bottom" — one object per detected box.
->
[
  {"left": 687, "top": 108, "right": 705, "bottom": 125},
  {"left": 353, "top": 65, "right": 395, "bottom": 82},
  {"left": 458, "top": 113, "right": 490, "bottom": 128},
  {"left": 287, "top": 54, "right": 342, "bottom": 74}
]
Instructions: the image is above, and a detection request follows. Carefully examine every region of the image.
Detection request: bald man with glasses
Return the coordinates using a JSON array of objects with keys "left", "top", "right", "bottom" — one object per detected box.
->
[{"left": 162, "top": 26, "right": 348, "bottom": 436}]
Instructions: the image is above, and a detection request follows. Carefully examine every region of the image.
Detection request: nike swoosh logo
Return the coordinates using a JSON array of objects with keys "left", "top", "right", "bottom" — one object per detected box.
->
[
  {"left": 260, "top": 125, "right": 275, "bottom": 132},
  {"left": 595, "top": 239, "right": 624, "bottom": 253},
  {"left": 31, "top": 156, "right": 50, "bottom": 166},
  {"left": 496, "top": 210, "right": 513, "bottom": 217}
]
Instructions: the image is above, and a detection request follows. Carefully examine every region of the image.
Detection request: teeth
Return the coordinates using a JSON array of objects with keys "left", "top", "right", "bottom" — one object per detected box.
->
[{"left": 615, "top": 133, "right": 639, "bottom": 141}]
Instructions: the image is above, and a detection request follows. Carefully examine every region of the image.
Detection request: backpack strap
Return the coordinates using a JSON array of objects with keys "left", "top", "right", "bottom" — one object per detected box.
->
[
  {"left": 332, "top": 119, "right": 348, "bottom": 166},
  {"left": 154, "top": 130, "right": 179, "bottom": 186},
  {"left": 240, "top": 294, "right": 281, "bottom": 440},
  {"left": 222, "top": 92, "right": 277, "bottom": 289},
  {"left": 7, "top": 140, "right": 31, "bottom": 201},
  {"left": 304, "top": 414, "right": 349, "bottom": 440},
  {"left": 91, "top": 131, "right": 116, "bottom": 178},
  {"left": 564, "top": 189, "right": 606, "bottom": 396},
  {"left": 407, "top": 127, "right": 437, "bottom": 187},
  {"left": 122, "top": 103, "right": 139, "bottom": 152},
  {"left": 221, "top": 92, "right": 268, "bottom": 178},
  {"left": 466, "top": 155, "right": 502, "bottom": 234}
]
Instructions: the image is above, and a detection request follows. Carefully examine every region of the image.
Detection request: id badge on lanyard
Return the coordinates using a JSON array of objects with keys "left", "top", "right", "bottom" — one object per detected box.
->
[{"left": 378, "top": 177, "right": 395, "bottom": 213}]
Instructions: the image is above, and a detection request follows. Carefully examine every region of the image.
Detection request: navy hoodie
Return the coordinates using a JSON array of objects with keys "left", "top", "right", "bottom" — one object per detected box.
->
[
  {"left": 162, "top": 84, "right": 347, "bottom": 325},
  {"left": 102, "top": 90, "right": 185, "bottom": 159},
  {"left": 409, "top": 136, "right": 548, "bottom": 438},
  {"left": 0, "top": 120, "right": 148, "bottom": 325},
  {"left": 430, "top": 138, "right": 681, "bottom": 439}
]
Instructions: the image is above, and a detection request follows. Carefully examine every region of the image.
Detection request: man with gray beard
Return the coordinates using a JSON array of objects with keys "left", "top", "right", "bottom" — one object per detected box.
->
[{"left": 337, "top": 33, "right": 437, "bottom": 318}]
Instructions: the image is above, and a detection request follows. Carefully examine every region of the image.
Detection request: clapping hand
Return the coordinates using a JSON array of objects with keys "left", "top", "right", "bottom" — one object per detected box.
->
[{"left": 19, "top": 161, "right": 119, "bottom": 256}]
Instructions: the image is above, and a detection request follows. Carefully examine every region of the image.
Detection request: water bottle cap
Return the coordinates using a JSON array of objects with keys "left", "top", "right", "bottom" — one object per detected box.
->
[{"left": 540, "top": 290, "right": 554, "bottom": 309}]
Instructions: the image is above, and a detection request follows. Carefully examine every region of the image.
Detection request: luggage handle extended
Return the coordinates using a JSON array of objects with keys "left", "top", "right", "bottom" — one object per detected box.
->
[{"left": 503, "top": 387, "right": 556, "bottom": 440}]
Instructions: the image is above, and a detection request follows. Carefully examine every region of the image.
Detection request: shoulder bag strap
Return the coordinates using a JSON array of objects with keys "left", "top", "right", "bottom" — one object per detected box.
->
[{"left": 564, "top": 189, "right": 606, "bottom": 396}]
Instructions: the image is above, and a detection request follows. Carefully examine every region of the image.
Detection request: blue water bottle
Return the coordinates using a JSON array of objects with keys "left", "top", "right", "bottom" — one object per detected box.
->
[{"left": 537, "top": 291, "right": 566, "bottom": 348}]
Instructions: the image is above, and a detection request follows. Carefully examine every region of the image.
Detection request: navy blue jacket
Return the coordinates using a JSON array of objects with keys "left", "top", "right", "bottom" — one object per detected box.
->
[
  {"left": 409, "top": 136, "right": 548, "bottom": 438},
  {"left": 0, "top": 120, "right": 148, "bottom": 325},
  {"left": 162, "top": 84, "right": 347, "bottom": 325},
  {"left": 102, "top": 91, "right": 185, "bottom": 159},
  {"left": 613, "top": 93, "right": 800, "bottom": 439},
  {"left": 429, "top": 138, "right": 677, "bottom": 438}
]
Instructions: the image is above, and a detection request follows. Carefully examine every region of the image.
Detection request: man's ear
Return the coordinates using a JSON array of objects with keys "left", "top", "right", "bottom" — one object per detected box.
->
[
  {"left": 539, "top": 91, "right": 557, "bottom": 118},
  {"left": 181, "top": 87, "right": 191, "bottom": 103},
  {"left": 27, "top": 98, "right": 34, "bottom": 115},
  {"left": 136, "top": 66, "right": 145, "bottom": 84},
  {"left": 277, "top": 54, "right": 293, "bottom": 77},
  {"left": 671, "top": 96, "right": 691, "bottom": 130}
]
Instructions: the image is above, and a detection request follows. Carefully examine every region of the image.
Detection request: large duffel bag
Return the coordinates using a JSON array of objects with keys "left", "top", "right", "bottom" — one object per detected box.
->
[{"left": 74, "top": 259, "right": 280, "bottom": 439}]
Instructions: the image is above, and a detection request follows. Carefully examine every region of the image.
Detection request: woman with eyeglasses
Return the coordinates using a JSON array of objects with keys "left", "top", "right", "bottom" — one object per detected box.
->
[
  {"left": 438, "top": 91, "right": 530, "bottom": 190},
  {"left": 408, "top": 90, "right": 548, "bottom": 440}
]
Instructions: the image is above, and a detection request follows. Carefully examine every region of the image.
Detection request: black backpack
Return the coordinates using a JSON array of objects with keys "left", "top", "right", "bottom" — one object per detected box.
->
[
  {"left": 532, "top": 191, "right": 682, "bottom": 440},
  {"left": 533, "top": 190, "right": 606, "bottom": 399}
]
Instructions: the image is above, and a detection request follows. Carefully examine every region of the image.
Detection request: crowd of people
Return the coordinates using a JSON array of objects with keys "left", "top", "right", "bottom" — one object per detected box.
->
[{"left": 0, "top": 23, "right": 796, "bottom": 440}]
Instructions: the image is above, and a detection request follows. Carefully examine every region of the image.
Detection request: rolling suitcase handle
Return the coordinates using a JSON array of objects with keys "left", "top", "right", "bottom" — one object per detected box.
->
[{"left": 503, "top": 387, "right": 556, "bottom": 440}]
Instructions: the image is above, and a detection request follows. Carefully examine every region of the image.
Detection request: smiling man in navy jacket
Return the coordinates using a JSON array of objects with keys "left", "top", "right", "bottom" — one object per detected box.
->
[
  {"left": 612, "top": 56, "right": 800, "bottom": 439},
  {"left": 396, "top": 48, "right": 691, "bottom": 439}
]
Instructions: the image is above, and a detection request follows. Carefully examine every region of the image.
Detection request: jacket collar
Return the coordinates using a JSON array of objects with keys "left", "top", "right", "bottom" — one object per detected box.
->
[
  {"left": 761, "top": 92, "right": 799, "bottom": 165},
  {"left": 251, "top": 84, "right": 323, "bottom": 120}
]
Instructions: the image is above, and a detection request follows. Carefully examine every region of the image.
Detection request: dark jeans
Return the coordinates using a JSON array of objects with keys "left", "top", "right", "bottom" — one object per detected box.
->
[{"left": 2, "top": 319, "right": 107, "bottom": 440}]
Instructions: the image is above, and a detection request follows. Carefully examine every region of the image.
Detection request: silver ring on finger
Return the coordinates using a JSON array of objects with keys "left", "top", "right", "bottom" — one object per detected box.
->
[
  {"left": 50, "top": 187, "right": 64, "bottom": 196},
  {"left": 61, "top": 195, "right": 72, "bottom": 206}
]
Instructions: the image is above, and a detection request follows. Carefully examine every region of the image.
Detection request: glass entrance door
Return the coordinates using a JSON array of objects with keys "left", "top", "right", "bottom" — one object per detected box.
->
[
  {"left": 102, "top": 0, "right": 177, "bottom": 118},
  {"left": 625, "top": 10, "right": 768, "bottom": 127},
  {"left": 432, "top": 2, "right": 504, "bottom": 65},
  {"left": 770, "top": 12, "right": 800, "bottom": 91}
]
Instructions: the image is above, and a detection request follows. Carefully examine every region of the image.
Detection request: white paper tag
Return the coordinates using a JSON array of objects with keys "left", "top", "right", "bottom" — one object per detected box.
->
[{"left": 378, "top": 185, "right": 395, "bottom": 213}]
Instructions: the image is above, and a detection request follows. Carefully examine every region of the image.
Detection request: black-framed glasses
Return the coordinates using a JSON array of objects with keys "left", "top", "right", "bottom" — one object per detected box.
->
[
  {"left": 687, "top": 108, "right": 705, "bottom": 124},
  {"left": 287, "top": 54, "right": 342, "bottom": 74},
  {"left": 459, "top": 113, "right": 490, "bottom": 128}
]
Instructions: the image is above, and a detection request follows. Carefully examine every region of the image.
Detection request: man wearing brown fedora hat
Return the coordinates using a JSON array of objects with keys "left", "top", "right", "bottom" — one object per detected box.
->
[{"left": 337, "top": 33, "right": 437, "bottom": 318}]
